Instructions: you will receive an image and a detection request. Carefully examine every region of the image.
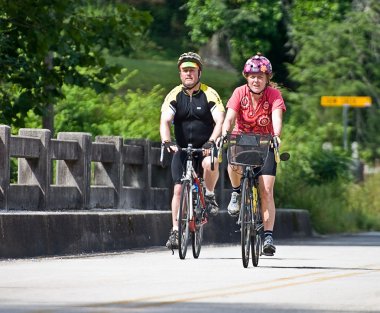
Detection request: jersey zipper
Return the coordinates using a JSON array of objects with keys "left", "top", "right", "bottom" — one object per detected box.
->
[{"left": 189, "top": 94, "right": 193, "bottom": 144}]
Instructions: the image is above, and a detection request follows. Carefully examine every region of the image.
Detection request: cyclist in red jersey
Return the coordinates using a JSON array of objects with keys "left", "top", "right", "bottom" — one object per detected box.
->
[
  {"left": 160, "top": 52, "right": 225, "bottom": 250},
  {"left": 221, "top": 53, "right": 286, "bottom": 256}
]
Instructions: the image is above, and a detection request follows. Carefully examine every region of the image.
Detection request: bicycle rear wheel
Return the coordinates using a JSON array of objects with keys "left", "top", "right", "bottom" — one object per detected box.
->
[
  {"left": 240, "top": 177, "right": 252, "bottom": 268},
  {"left": 178, "top": 181, "right": 191, "bottom": 259},
  {"left": 251, "top": 229, "right": 261, "bottom": 267},
  {"left": 192, "top": 216, "right": 203, "bottom": 258}
]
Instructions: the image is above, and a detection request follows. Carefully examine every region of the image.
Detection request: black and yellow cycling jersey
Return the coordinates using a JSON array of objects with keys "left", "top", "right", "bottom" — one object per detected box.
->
[{"left": 161, "top": 83, "right": 225, "bottom": 148}]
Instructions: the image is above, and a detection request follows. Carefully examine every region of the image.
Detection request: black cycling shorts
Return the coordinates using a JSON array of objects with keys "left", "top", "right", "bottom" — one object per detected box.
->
[
  {"left": 253, "top": 147, "right": 277, "bottom": 176},
  {"left": 171, "top": 146, "right": 218, "bottom": 184}
]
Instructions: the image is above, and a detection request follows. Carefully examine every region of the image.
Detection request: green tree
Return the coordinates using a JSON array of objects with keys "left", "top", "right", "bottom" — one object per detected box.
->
[
  {"left": 51, "top": 69, "right": 164, "bottom": 140},
  {"left": 0, "top": 0, "right": 152, "bottom": 132},
  {"left": 286, "top": 0, "right": 380, "bottom": 161},
  {"left": 185, "top": 0, "right": 288, "bottom": 82}
]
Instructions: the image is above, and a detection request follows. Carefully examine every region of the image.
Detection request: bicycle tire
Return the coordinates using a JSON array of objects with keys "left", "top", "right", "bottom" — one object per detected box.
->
[
  {"left": 251, "top": 229, "right": 261, "bottom": 267},
  {"left": 178, "top": 180, "right": 191, "bottom": 259},
  {"left": 192, "top": 188, "right": 203, "bottom": 258},
  {"left": 240, "top": 177, "right": 252, "bottom": 268},
  {"left": 251, "top": 185, "right": 261, "bottom": 267},
  {"left": 192, "top": 218, "right": 203, "bottom": 259}
]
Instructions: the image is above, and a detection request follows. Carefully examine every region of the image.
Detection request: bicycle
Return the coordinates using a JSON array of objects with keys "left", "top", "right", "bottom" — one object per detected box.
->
[
  {"left": 220, "top": 132, "right": 289, "bottom": 268},
  {"left": 160, "top": 143, "right": 215, "bottom": 259}
]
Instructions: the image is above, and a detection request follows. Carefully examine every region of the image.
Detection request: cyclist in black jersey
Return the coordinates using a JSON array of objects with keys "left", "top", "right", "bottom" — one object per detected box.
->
[{"left": 160, "top": 52, "right": 225, "bottom": 250}]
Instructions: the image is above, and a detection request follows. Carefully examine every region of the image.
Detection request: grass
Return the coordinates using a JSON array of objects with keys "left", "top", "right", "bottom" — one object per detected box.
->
[
  {"left": 107, "top": 56, "right": 240, "bottom": 103},
  {"left": 276, "top": 173, "right": 380, "bottom": 234}
]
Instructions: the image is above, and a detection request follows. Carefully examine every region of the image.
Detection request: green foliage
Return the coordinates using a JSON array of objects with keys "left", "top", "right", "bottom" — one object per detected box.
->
[
  {"left": 276, "top": 171, "right": 380, "bottom": 234},
  {"left": 286, "top": 0, "right": 380, "bottom": 161},
  {"left": 53, "top": 69, "right": 164, "bottom": 140},
  {"left": 125, "top": 0, "right": 189, "bottom": 59},
  {"left": 347, "top": 173, "right": 380, "bottom": 230},
  {"left": 0, "top": 0, "right": 152, "bottom": 127},
  {"left": 185, "top": 0, "right": 286, "bottom": 70}
]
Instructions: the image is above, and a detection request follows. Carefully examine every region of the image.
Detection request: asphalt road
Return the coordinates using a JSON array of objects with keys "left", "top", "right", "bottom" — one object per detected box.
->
[{"left": 0, "top": 232, "right": 379, "bottom": 313}]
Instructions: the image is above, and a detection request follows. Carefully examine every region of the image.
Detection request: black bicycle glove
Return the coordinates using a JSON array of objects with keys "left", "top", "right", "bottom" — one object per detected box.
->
[
  {"left": 162, "top": 141, "right": 176, "bottom": 152},
  {"left": 202, "top": 140, "right": 215, "bottom": 150}
]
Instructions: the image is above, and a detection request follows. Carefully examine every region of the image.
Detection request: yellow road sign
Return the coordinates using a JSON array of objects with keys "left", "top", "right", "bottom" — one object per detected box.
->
[{"left": 321, "top": 96, "right": 372, "bottom": 107}]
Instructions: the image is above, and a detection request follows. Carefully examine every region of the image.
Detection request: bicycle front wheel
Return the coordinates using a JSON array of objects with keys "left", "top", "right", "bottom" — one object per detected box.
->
[
  {"left": 178, "top": 180, "right": 191, "bottom": 259},
  {"left": 240, "top": 177, "right": 252, "bottom": 268},
  {"left": 251, "top": 186, "right": 262, "bottom": 267}
]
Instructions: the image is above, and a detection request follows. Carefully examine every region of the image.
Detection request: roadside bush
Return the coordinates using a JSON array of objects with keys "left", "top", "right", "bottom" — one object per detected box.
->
[{"left": 54, "top": 69, "right": 164, "bottom": 140}]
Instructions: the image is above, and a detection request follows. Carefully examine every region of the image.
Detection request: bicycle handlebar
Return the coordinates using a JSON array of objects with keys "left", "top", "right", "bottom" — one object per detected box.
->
[
  {"left": 273, "top": 136, "right": 291, "bottom": 163},
  {"left": 217, "top": 135, "right": 226, "bottom": 163},
  {"left": 160, "top": 143, "right": 216, "bottom": 170},
  {"left": 273, "top": 136, "right": 281, "bottom": 164},
  {"left": 216, "top": 133, "right": 290, "bottom": 165}
]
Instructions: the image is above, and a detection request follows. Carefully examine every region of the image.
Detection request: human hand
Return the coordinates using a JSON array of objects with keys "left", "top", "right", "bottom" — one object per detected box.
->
[
  {"left": 162, "top": 141, "right": 178, "bottom": 153},
  {"left": 202, "top": 140, "right": 215, "bottom": 150}
]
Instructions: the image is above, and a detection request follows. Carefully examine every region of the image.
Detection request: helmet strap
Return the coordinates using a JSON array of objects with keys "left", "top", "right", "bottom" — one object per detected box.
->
[
  {"left": 248, "top": 84, "right": 266, "bottom": 95},
  {"left": 247, "top": 81, "right": 269, "bottom": 95}
]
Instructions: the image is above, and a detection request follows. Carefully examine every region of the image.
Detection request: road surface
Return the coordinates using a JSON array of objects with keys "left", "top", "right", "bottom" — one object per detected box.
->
[{"left": 0, "top": 232, "right": 379, "bottom": 312}]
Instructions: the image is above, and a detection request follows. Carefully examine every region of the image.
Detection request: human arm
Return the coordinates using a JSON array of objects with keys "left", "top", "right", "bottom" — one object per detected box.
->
[
  {"left": 272, "top": 108, "right": 283, "bottom": 137},
  {"left": 208, "top": 109, "right": 225, "bottom": 142},
  {"left": 160, "top": 110, "right": 178, "bottom": 152},
  {"left": 160, "top": 110, "right": 173, "bottom": 142},
  {"left": 221, "top": 108, "right": 237, "bottom": 137}
]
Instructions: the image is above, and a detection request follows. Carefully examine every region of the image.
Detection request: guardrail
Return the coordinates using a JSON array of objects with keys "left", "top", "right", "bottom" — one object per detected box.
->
[{"left": 0, "top": 125, "right": 178, "bottom": 211}]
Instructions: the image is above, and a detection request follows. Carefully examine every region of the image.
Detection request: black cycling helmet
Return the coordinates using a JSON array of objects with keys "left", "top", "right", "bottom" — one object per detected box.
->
[{"left": 177, "top": 52, "right": 203, "bottom": 71}]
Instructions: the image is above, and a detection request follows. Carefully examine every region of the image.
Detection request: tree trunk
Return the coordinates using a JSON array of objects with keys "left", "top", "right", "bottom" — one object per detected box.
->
[
  {"left": 42, "top": 103, "right": 54, "bottom": 136},
  {"left": 200, "top": 31, "right": 236, "bottom": 72}
]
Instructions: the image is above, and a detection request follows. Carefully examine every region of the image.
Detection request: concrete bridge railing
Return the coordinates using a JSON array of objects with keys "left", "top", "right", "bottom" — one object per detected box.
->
[{"left": 0, "top": 125, "right": 174, "bottom": 211}]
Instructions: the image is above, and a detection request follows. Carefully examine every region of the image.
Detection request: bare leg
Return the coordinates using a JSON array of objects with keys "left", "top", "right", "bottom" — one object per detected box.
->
[
  {"left": 227, "top": 164, "right": 242, "bottom": 188},
  {"left": 171, "top": 183, "right": 182, "bottom": 230},
  {"left": 202, "top": 156, "right": 219, "bottom": 192},
  {"left": 258, "top": 175, "right": 276, "bottom": 231}
]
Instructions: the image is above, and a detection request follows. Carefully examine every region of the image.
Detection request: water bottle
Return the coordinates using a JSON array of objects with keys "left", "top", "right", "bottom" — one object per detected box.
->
[{"left": 192, "top": 183, "right": 198, "bottom": 208}]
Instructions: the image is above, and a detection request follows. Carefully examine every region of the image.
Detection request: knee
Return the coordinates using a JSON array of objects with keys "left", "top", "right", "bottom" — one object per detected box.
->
[
  {"left": 173, "top": 184, "right": 182, "bottom": 198},
  {"left": 203, "top": 157, "right": 219, "bottom": 172},
  {"left": 261, "top": 187, "right": 274, "bottom": 202}
]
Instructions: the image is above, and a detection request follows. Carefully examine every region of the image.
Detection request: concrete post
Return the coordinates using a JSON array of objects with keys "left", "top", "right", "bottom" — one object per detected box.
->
[
  {"left": 0, "top": 125, "right": 10, "bottom": 210},
  {"left": 18, "top": 128, "right": 51, "bottom": 210},
  {"left": 56, "top": 132, "right": 92, "bottom": 209},
  {"left": 94, "top": 136, "right": 123, "bottom": 208}
]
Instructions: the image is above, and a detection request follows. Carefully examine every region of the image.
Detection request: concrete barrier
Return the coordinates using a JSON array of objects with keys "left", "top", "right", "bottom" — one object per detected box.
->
[{"left": 0, "top": 209, "right": 312, "bottom": 259}]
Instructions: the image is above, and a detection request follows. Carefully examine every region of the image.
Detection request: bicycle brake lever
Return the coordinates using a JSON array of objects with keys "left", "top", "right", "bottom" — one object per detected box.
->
[
  {"left": 160, "top": 143, "right": 165, "bottom": 164},
  {"left": 211, "top": 144, "right": 215, "bottom": 171}
]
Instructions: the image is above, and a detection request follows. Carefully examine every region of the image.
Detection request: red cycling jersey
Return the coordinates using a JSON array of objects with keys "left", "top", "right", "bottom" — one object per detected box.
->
[{"left": 226, "top": 85, "right": 286, "bottom": 135}]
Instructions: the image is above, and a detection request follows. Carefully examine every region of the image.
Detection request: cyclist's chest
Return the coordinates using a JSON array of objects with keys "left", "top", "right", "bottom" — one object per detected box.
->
[
  {"left": 174, "top": 93, "right": 211, "bottom": 121},
  {"left": 238, "top": 95, "right": 272, "bottom": 126}
]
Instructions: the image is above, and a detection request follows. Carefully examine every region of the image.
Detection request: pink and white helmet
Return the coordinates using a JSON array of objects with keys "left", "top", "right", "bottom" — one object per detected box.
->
[{"left": 243, "top": 53, "right": 272, "bottom": 75}]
